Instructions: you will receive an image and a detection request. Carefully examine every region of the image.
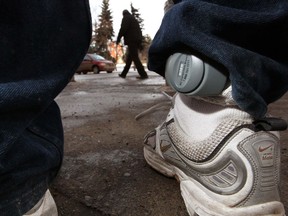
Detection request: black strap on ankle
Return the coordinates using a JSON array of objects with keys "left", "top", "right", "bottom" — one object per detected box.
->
[{"left": 252, "top": 117, "right": 288, "bottom": 132}]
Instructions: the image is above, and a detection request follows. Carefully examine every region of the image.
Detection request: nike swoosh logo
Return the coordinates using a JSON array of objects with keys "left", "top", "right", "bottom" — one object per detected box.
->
[{"left": 258, "top": 144, "right": 273, "bottom": 152}]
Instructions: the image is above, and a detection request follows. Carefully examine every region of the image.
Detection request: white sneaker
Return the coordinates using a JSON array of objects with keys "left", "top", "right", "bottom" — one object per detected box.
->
[
  {"left": 144, "top": 93, "right": 286, "bottom": 216},
  {"left": 24, "top": 190, "right": 58, "bottom": 216}
]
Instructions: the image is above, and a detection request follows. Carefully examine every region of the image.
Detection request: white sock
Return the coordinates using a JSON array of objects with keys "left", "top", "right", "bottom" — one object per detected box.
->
[{"left": 173, "top": 93, "right": 253, "bottom": 142}]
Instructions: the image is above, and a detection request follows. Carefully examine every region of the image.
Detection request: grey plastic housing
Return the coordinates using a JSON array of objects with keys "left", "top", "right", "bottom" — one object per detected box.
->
[{"left": 165, "top": 53, "right": 228, "bottom": 96}]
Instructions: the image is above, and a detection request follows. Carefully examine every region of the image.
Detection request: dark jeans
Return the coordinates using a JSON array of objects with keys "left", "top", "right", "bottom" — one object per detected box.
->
[
  {"left": 0, "top": 1, "right": 91, "bottom": 215},
  {"left": 121, "top": 42, "right": 148, "bottom": 77},
  {"left": 148, "top": 0, "right": 288, "bottom": 118}
]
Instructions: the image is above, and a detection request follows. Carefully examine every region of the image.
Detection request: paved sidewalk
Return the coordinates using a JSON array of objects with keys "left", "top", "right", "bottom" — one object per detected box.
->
[{"left": 52, "top": 71, "right": 288, "bottom": 215}]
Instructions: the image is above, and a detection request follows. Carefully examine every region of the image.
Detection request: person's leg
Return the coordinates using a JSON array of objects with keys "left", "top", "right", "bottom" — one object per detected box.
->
[
  {"left": 129, "top": 43, "right": 148, "bottom": 78},
  {"left": 0, "top": 1, "right": 91, "bottom": 215},
  {"left": 119, "top": 49, "right": 133, "bottom": 78},
  {"left": 145, "top": 0, "right": 288, "bottom": 215},
  {"left": 148, "top": 0, "right": 288, "bottom": 118}
]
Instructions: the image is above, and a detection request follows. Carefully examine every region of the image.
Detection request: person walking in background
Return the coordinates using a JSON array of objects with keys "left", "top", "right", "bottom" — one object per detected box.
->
[
  {"left": 143, "top": 0, "right": 288, "bottom": 215},
  {"left": 116, "top": 10, "right": 148, "bottom": 79}
]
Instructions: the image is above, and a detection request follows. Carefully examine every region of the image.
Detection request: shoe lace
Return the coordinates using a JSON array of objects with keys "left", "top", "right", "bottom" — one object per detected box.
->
[{"left": 135, "top": 91, "right": 173, "bottom": 120}]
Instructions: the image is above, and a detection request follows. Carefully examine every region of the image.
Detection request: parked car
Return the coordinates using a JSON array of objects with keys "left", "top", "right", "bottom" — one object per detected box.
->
[{"left": 76, "top": 53, "right": 116, "bottom": 74}]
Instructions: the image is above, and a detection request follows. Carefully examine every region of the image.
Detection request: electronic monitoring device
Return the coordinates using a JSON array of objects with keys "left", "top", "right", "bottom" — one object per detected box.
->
[{"left": 165, "top": 53, "right": 229, "bottom": 96}]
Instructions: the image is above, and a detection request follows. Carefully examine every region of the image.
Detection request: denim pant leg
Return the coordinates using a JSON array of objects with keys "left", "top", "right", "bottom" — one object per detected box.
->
[
  {"left": 0, "top": 1, "right": 91, "bottom": 215},
  {"left": 148, "top": 0, "right": 288, "bottom": 118}
]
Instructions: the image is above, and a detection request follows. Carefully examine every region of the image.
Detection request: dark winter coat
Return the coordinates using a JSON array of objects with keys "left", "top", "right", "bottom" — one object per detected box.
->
[{"left": 116, "top": 10, "right": 142, "bottom": 46}]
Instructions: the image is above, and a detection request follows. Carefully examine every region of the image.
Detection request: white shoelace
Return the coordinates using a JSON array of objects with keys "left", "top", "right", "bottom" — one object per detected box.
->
[{"left": 135, "top": 91, "right": 173, "bottom": 120}]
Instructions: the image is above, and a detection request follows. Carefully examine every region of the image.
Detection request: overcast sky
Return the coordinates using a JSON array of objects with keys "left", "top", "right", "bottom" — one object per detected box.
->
[{"left": 89, "top": 0, "right": 166, "bottom": 39}]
